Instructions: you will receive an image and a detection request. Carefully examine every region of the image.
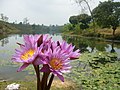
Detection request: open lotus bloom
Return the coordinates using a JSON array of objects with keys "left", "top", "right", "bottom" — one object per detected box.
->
[
  {"left": 12, "top": 34, "right": 80, "bottom": 89},
  {"left": 40, "top": 41, "right": 80, "bottom": 82},
  {"left": 58, "top": 41, "right": 80, "bottom": 59},
  {"left": 12, "top": 34, "right": 52, "bottom": 72}
]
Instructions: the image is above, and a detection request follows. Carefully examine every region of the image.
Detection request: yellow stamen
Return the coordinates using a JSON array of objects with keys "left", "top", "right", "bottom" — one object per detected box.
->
[
  {"left": 21, "top": 49, "right": 35, "bottom": 60},
  {"left": 50, "top": 58, "right": 63, "bottom": 70}
]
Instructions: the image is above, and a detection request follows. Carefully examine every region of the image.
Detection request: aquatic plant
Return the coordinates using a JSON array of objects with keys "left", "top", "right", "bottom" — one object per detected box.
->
[
  {"left": 12, "top": 34, "right": 80, "bottom": 90},
  {"left": 67, "top": 51, "right": 120, "bottom": 90}
]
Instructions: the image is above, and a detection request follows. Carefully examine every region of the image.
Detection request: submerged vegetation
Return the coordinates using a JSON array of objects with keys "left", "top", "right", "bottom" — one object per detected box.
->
[
  {"left": 67, "top": 51, "right": 120, "bottom": 90},
  {"left": 63, "top": 34, "right": 120, "bottom": 89},
  {"left": 0, "top": 34, "right": 120, "bottom": 89},
  {"left": 1, "top": 51, "right": 119, "bottom": 90},
  {"left": 0, "top": 51, "right": 119, "bottom": 90}
]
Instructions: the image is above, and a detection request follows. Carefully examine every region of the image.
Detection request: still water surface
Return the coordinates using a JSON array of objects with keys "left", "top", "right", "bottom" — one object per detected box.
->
[{"left": 0, "top": 34, "right": 120, "bottom": 81}]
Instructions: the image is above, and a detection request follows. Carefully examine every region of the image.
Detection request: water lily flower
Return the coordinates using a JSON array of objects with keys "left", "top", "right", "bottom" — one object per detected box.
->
[
  {"left": 51, "top": 41, "right": 80, "bottom": 59},
  {"left": 59, "top": 41, "right": 80, "bottom": 59},
  {"left": 12, "top": 34, "right": 52, "bottom": 72},
  {"left": 40, "top": 42, "right": 77, "bottom": 82},
  {"left": 12, "top": 35, "right": 41, "bottom": 72},
  {"left": 11, "top": 34, "right": 80, "bottom": 90}
]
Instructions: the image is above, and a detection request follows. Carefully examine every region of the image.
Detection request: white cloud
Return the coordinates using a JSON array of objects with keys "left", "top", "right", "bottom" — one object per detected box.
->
[{"left": 0, "top": 0, "right": 109, "bottom": 25}]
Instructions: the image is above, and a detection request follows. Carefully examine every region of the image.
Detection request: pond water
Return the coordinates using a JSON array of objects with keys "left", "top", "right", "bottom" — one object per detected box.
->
[{"left": 0, "top": 34, "right": 120, "bottom": 81}]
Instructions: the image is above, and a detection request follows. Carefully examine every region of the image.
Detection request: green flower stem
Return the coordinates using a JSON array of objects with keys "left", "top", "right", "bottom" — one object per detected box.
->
[
  {"left": 33, "top": 65, "right": 41, "bottom": 90},
  {"left": 41, "top": 72, "right": 50, "bottom": 90},
  {"left": 47, "top": 74, "right": 54, "bottom": 90}
]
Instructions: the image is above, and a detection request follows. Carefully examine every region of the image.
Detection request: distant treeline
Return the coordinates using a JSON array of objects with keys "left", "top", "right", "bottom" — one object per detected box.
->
[
  {"left": 0, "top": 20, "right": 19, "bottom": 34},
  {"left": 0, "top": 14, "right": 63, "bottom": 34},
  {"left": 0, "top": 20, "right": 63, "bottom": 35},
  {"left": 10, "top": 23, "right": 63, "bottom": 34}
]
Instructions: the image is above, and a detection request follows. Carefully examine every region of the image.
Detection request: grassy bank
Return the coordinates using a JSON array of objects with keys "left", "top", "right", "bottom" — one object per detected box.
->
[
  {"left": 0, "top": 21, "right": 19, "bottom": 35},
  {"left": 62, "top": 26, "right": 120, "bottom": 40},
  {"left": 0, "top": 79, "right": 79, "bottom": 90}
]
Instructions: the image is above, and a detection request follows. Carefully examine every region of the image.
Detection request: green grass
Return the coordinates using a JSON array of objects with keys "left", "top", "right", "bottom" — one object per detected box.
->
[
  {"left": 0, "top": 20, "right": 19, "bottom": 34},
  {"left": 62, "top": 25, "right": 120, "bottom": 40},
  {"left": 0, "top": 81, "right": 36, "bottom": 90},
  {"left": 0, "top": 79, "right": 79, "bottom": 90}
]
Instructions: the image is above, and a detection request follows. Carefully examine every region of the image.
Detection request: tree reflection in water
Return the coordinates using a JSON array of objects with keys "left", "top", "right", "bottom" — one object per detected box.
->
[
  {"left": 0, "top": 37, "right": 9, "bottom": 47},
  {"left": 62, "top": 35, "right": 119, "bottom": 54}
]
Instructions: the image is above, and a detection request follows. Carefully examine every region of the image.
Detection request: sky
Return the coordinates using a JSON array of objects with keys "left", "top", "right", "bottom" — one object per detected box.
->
[{"left": 0, "top": 0, "right": 119, "bottom": 25}]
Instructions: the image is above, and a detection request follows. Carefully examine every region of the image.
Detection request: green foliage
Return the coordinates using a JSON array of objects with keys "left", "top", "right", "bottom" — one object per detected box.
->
[
  {"left": 62, "top": 35, "right": 109, "bottom": 52},
  {"left": 69, "top": 16, "right": 78, "bottom": 25},
  {"left": 62, "top": 23, "right": 74, "bottom": 34},
  {"left": 78, "top": 14, "right": 91, "bottom": 30},
  {"left": 77, "top": 14, "right": 91, "bottom": 24},
  {"left": 0, "top": 18, "right": 62, "bottom": 35},
  {"left": 9, "top": 23, "right": 62, "bottom": 34},
  {"left": 92, "top": 1, "right": 120, "bottom": 36},
  {"left": 0, "top": 81, "right": 36, "bottom": 90},
  {"left": 69, "top": 14, "right": 91, "bottom": 31},
  {"left": 79, "top": 23, "right": 89, "bottom": 30},
  {"left": 63, "top": 1, "right": 120, "bottom": 40},
  {"left": 49, "top": 25, "right": 63, "bottom": 34},
  {"left": 0, "top": 20, "right": 19, "bottom": 34},
  {"left": 62, "top": 14, "right": 92, "bottom": 35},
  {"left": 67, "top": 51, "right": 120, "bottom": 89},
  {"left": 0, "top": 80, "right": 79, "bottom": 90},
  {"left": 0, "top": 13, "right": 9, "bottom": 22}
]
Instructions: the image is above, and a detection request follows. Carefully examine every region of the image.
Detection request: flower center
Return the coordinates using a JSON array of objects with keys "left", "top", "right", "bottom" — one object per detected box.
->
[
  {"left": 50, "top": 58, "right": 63, "bottom": 70},
  {"left": 21, "top": 49, "right": 35, "bottom": 60}
]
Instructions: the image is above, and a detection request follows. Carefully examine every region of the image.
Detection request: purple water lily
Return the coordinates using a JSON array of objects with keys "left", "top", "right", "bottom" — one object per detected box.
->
[
  {"left": 40, "top": 41, "right": 80, "bottom": 82},
  {"left": 12, "top": 34, "right": 52, "bottom": 72},
  {"left": 11, "top": 34, "right": 80, "bottom": 90},
  {"left": 50, "top": 40, "right": 80, "bottom": 59},
  {"left": 12, "top": 35, "right": 41, "bottom": 72},
  {"left": 60, "top": 41, "right": 80, "bottom": 59}
]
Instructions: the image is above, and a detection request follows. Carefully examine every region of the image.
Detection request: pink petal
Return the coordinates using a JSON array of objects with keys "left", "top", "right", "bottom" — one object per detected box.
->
[
  {"left": 57, "top": 74, "right": 64, "bottom": 82},
  {"left": 43, "top": 34, "right": 47, "bottom": 41},
  {"left": 23, "top": 35, "right": 30, "bottom": 44},
  {"left": 52, "top": 71, "right": 64, "bottom": 82},
  {"left": 33, "top": 57, "right": 43, "bottom": 65},
  {"left": 17, "top": 63, "right": 29, "bottom": 72},
  {"left": 40, "top": 64, "right": 50, "bottom": 72},
  {"left": 62, "top": 41, "right": 66, "bottom": 49}
]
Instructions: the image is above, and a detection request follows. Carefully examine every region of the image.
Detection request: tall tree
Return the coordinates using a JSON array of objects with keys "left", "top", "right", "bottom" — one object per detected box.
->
[
  {"left": 69, "top": 14, "right": 91, "bottom": 30},
  {"left": 32, "top": 23, "right": 36, "bottom": 29},
  {"left": 78, "top": 14, "right": 91, "bottom": 30},
  {"left": 75, "top": 0, "right": 96, "bottom": 32},
  {"left": 0, "top": 13, "right": 9, "bottom": 22},
  {"left": 92, "top": 1, "right": 120, "bottom": 37},
  {"left": 69, "top": 16, "right": 78, "bottom": 27},
  {"left": 23, "top": 17, "right": 29, "bottom": 25}
]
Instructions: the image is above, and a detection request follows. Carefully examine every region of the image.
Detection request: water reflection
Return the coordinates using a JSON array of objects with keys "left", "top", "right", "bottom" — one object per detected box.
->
[
  {"left": 0, "top": 34, "right": 63, "bottom": 81},
  {"left": 0, "top": 34, "right": 120, "bottom": 81},
  {"left": 111, "top": 39, "right": 115, "bottom": 53},
  {"left": 1, "top": 38, "right": 9, "bottom": 47},
  {"left": 62, "top": 35, "right": 120, "bottom": 56}
]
